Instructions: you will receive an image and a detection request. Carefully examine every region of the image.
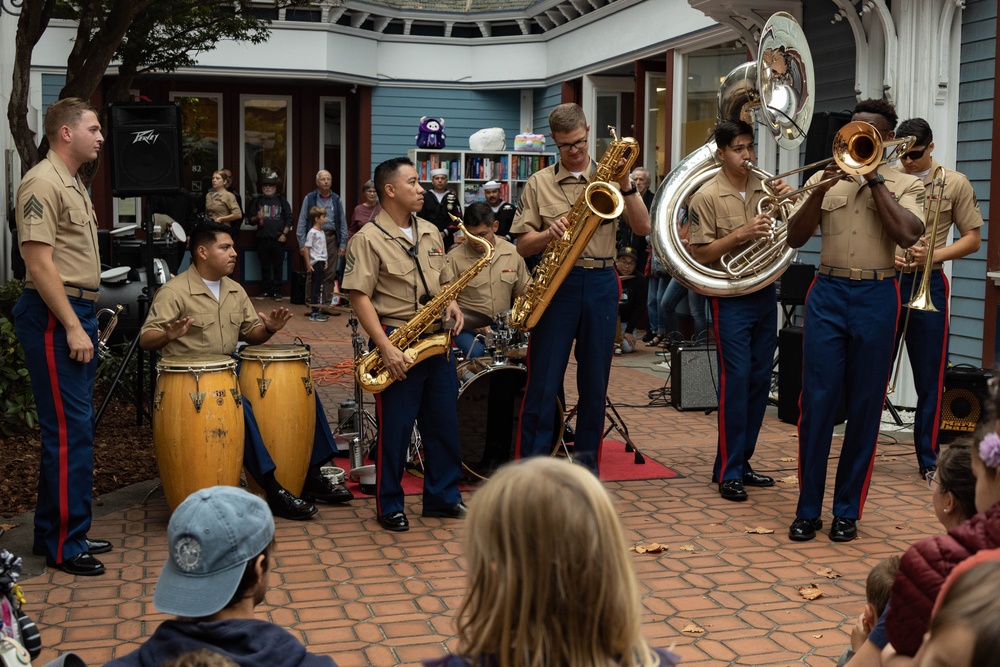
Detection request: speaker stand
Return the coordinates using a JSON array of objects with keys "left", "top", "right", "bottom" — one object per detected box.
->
[
  {"left": 603, "top": 396, "right": 645, "bottom": 464},
  {"left": 884, "top": 395, "right": 904, "bottom": 427}
]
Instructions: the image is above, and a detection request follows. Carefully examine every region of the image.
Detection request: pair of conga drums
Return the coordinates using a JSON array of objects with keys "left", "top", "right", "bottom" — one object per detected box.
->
[{"left": 152, "top": 345, "right": 315, "bottom": 510}]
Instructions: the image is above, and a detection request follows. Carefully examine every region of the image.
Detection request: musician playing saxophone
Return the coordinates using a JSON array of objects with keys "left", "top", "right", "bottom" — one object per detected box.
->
[
  {"left": 509, "top": 103, "right": 649, "bottom": 473},
  {"left": 343, "top": 156, "right": 466, "bottom": 532},
  {"left": 892, "top": 118, "right": 982, "bottom": 480},
  {"left": 687, "top": 119, "right": 792, "bottom": 502}
]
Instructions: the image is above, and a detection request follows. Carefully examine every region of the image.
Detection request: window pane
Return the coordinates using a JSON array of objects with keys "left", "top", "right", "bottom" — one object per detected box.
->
[
  {"left": 322, "top": 100, "right": 343, "bottom": 195},
  {"left": 683, "top": 42, "right": 746, "bottom": 155},
  {"left": 176, "top": 95, "right": 220, "bottom": 196},
  {"left": 243, "top": 98, "right": 289, "bottom": 203}
]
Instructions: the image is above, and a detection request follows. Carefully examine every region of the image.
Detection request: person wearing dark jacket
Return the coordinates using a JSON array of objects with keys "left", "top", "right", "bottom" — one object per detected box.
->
[
  {"left": 250, "top": 175, "right": 294, "bottom": 300},
  {"left": 103, "top": 486, "right": 337, "bottom": 667},
  {"left": 615, "top": 247, "right": 647, "bottom": 354}
]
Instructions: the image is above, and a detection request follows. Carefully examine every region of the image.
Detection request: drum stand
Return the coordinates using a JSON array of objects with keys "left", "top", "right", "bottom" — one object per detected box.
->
[
  {"left": 339, "top": 311, "right": 378, "bottom": 464},
  {"left": 563, "top": 396, "right": 645, "bottom": 465}
]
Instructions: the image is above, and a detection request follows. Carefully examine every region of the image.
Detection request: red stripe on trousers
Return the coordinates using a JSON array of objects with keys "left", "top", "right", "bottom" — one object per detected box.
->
[
  {"left": 44, "top": 311, "right": 71, "bottom": 563},
  {"left": 710, "top": 297, "right": 729, "bottom": 480}
]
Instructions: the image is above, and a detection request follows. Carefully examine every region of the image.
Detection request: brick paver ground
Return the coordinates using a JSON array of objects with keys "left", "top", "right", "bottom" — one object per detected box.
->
[{"left": 10, "top": 299, "right": 942, "bottom": 666}]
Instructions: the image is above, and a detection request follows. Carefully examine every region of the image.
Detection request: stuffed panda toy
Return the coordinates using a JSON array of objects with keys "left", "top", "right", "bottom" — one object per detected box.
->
[{"left": 416, "top": 117, "right": 446, "bottom": 149}]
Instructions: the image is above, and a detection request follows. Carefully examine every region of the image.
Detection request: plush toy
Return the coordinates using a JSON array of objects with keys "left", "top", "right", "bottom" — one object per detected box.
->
[
  {"left": 469, "top": 127, "right": 506, "bottom": 151},
  {"left": 514, "top": 133, "right": 545, "bottom": 152},
  {"left": 416, "top": 117, "right": 446, "bottom": 149}
]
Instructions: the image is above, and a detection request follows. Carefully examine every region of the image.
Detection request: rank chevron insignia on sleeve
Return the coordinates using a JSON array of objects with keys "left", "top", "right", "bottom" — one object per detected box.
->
[{"left": 23, "top": 195, "right": 44, "bottom": 222}]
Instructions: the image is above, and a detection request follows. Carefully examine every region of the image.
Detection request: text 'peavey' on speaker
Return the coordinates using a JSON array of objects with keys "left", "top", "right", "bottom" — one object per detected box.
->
[
  {"left": 939, "top": 365, "right": 996, "bottom": 441},
  {"left": 670, "top": 343, "right": 718, "bottom": 411},
  {"left": 108, "top": 103, "right": 182, "bottom": 197}
]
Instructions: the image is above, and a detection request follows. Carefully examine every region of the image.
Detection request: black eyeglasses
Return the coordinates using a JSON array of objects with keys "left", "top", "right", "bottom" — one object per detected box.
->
[
  {"left": 555, "top": 138, "right": 588, "bottom": 153},
  {"left": 902, "top": 146, "right": 928, "bottom": 161}
]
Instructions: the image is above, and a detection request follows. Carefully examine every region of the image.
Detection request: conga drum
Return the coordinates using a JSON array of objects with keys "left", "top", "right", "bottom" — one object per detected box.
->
[
  {"left": 153, "top": 355, "right": 245, "bottom": 510},
  {"left": 238, "top": 345, "right": 316, "bottom": 497}
]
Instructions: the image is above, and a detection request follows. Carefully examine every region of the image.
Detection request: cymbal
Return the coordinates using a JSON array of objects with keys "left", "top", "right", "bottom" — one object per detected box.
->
[{"left": 462, "top": 309, "right": 494, "bottom": 330}]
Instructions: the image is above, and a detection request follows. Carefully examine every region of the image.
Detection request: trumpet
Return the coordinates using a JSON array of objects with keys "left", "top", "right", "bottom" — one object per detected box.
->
[
  {"left": 888, "top": 166, "right": 946, "bottom": 393},
  {"left": 97, "top": 304, "right": 123, "bottom": 359}
]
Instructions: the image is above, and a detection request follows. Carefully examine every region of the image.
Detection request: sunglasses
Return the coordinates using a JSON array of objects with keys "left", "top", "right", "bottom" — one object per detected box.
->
[{"left": 902, "top": 146, "right": 928, "bottom": 161}]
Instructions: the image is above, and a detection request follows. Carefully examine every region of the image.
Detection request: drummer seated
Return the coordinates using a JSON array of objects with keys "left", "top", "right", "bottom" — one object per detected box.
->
[
  {"left": 139, "top": 221, "right": 353, "bottom": 521},
  {"left": 446, "top": 202, "right": 530, "bottom": 359}
]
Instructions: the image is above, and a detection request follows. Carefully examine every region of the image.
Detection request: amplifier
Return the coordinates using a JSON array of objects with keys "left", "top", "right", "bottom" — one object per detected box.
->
[
  {"left": 670, "top": 343, "right": 719, "bottom": 411},
  {"left": 940, "top": 365, "right": 996, "bottom": 440}
]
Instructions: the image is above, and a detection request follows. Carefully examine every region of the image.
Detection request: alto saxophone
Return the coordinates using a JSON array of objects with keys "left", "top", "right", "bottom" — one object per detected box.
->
[
  {"left": 355, "top": 219, "right": 495, "bottom": 393},
  {"left": 509, "top": 127, "right": 638, "bottom": 332}
]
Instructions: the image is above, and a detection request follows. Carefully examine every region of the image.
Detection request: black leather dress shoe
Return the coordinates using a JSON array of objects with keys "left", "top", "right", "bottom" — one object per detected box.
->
[
  {"left": 301, "top": 476, "right": 354, "bottom": 504},
  {"left": 46, "top": 552, "right": 105, "bottom": 576},
  {"left": 422, "top": 503, "right": 468, "bottom": 518},
  {"left": 788, "top": 517, "right": 823, "bottom": 541},
  {"left": 268, "top": 489, "right": 318, "bottom": 520},
  {"left": 718, "top": 480, "right": 748, "bottom": 501},
  {"left": 829, "top": 516, "right": 858, "bottom": 542},
  {"left": 377, "top": 511, "right": 409, "bottom": 532},
  {"left": 742, "top": 471, "right": 775, "bottom": 487},
  {"left": 33, "top": 538, "right": 112, "bottom": 557}
]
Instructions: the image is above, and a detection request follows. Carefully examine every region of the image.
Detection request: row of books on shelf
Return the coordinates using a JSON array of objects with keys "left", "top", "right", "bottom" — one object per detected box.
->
[{"left": 415, "top": 159, "right": 462, "bottom": 181}]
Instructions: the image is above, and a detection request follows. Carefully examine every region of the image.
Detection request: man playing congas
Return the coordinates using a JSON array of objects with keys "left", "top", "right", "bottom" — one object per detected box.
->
[{"left": 140, "top": 221, "right": 352, "bottom": 520}]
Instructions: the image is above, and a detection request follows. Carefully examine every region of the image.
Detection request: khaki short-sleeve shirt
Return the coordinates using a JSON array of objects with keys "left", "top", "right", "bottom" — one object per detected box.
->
[
  {"left": 342, "top": 211, "right": 453, "bottom": 325},
  {"left": 206, "top": 190, "right": 240, "bottom": 220},
  {"left": 16, "top": 152, "right": 101, "bottom": 288},
  {"left": 892, "top": 160, "right": 983, "bottom": 253},
  {"left": 687, "top": 170, "right": 769, "bottom": 272},
  {"left": 140, "top": 266, "right": 261, "bottom": 357},
  {"left": 509, "top": 161, "right": 618, "bottom": 259},
  {"left": 446, "top": 236, "right": 530, "bottom": 319},
  {"left": 793, "top": 165, "right": 925, "bottom": 269}
]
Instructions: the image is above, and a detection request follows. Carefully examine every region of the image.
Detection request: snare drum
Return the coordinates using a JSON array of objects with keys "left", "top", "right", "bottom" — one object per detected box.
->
[
  {"left": 238, "top": 345, "right": 316, "bottom": 497},
  {"left": 494, "top": 310, "right": 529, "bottom": 360},
  {"left": 153, "top": 355, "right": 245, "bottom": 510},
  {"left": 456, "top": 358, "right": 563, "bottom": 480}
]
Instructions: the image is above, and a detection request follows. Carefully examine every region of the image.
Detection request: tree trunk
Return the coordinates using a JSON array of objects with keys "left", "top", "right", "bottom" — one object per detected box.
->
[{"left": 6, "top": 0, "right": 56, "bottom": 172}]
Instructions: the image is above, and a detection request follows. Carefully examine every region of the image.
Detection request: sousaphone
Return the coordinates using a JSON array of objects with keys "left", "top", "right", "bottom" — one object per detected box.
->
[{"left": 650, "top": 11, "right": 814, "bottom": 297}]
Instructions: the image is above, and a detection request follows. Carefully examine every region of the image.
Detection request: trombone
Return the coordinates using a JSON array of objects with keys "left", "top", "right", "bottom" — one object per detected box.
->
[{"left": 888, "top": 166, "right": 946, "bottom": 393}]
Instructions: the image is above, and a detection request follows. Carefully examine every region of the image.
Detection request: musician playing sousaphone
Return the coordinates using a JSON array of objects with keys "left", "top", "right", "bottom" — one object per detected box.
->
[
  {"left": 687, "top": 119, "right": 793, "bottom": 502},
  {"left": 139, "top": 221, "right": 352, "bottom": 521},
  {"left": 509, "top": 103, "right": 648, "bottom": 474},
  {"left": 343, "top": 156, "right": 468, "bottom": 532},
  {"left": 891, "top": 118, "right": 983, "bottom": 481}
]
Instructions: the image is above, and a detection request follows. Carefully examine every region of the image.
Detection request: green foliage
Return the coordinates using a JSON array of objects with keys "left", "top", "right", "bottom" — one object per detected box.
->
[{"left": 0, "top": 280, "right": 37, "bottom": 437}]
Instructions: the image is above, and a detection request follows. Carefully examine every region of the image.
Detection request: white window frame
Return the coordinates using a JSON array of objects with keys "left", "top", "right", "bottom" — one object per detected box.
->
[
  {"left": 239, "top": 94, "right": 294, "bottom": 210},
  {"left": 168, "top": 91, "right": 224, "bottom": 200},
  {"left": 318, "top": 96, "right": 347, "bottom": 198}
]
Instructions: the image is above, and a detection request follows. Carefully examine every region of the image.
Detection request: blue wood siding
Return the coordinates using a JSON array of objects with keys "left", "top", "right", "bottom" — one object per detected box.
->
[
  {"left": 370, "top": 87, "right": 522, "bottom": 173},
  {"left": 951, "top": 0, "right": 995, "bottom": 366},
  {"left": 533, "top": 84, "right": 562, "bottom": 137}
]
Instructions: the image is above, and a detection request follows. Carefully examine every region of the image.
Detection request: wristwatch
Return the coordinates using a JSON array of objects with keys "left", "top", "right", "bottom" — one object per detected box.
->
[
  {"left": 867, "top": 174, "right": 885, "bottom": 188},
  {"left": 621, "top": 182, "right": 638, "bottom": 197}
]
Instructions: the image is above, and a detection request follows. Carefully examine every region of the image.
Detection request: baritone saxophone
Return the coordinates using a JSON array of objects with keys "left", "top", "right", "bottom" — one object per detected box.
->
[{"left": 509, "top": 127, "right": 638, "bottom": 332}]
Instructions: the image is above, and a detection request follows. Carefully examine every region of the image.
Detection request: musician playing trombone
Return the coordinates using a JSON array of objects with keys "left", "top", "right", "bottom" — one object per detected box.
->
[
  {"left": 892, "top": 118, "right": 983, "bottom": 481},
  {"left": 785, "top": 99, "right": 925, "bottom": 543},
  {"left": 687, "top": 119, "right": 791, "bottom": 502}
]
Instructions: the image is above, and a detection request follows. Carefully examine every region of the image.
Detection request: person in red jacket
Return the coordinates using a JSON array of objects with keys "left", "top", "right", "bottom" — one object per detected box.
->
[{"left": 883, "top": 420, "right": 1000, "bottom": 658}]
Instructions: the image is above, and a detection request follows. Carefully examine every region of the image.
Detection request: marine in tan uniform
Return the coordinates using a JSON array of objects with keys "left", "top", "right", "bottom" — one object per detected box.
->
[
  {"left": 140, "top": 221, "right": 350, "bottom": 521},
  {"left": 892, "top": 117, "right": 984, "bottom": 477},
  {"left": 343, "top": 156, "right": 466, "bottom": 532},
  {"left": 14, "top": 98, "right": 110, "bottom": 576},
  {"left": 786, "top": 98, "right": 925, "bottom": 544},
  {"left": 509, "top": 103, "right": 649, "bottom": 473},
  {"left": 446, "top": 201, "right": 530, "bottom": 358}
]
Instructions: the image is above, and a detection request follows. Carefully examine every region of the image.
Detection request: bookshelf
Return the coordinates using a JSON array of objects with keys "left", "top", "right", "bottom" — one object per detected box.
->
[{"left": 409, "top": 149, "right": 557, "bottom": 208}]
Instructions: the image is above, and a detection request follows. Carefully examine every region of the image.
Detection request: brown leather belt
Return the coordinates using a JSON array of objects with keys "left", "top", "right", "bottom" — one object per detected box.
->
[
  {"left": 25, "top": 281, "right": 100, "bottom": 302},
  {"left": 899, "top": 263, "right": 944, "bottom": 274},
  {"left": 575, "top": 257, "right": 615, "bottom": 269},
  {"left": 818, "top": 265, "right": 893, "bottom": 281}
]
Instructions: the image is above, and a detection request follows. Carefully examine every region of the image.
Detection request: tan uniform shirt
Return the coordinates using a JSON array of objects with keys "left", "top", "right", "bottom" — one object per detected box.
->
[
  {"left": 16, "top": 152, "right": 101, "bottom": 289},
  {"left": 140, "top": 265, "right": 261, "bottom": 357},
  {"left": 509, "top": 160, "right": 618, "bottom": 259},
  {"left": 342, "top": 211, "right": 454, "bottom": 326},
  {"left": 687, "top": 170, "right": 769, "bottom": 272},
  {"left": 892, "top": 160, "right": 983, "bottom": 258},
  {"left": 445, "top": 236, "right": 530, "bottom": 319},
  {"left": 205, "top": 190, "right": 240, "bottom": 220},
  {"left": 794, "top": 165, "right": 925, "bottom": 269}
]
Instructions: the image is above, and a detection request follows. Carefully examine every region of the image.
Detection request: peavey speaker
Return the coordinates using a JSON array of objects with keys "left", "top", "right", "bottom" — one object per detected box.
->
[
  {"left": 940, "top": 365, "right": 996, "bottom": 440},
  {"left": 778, "top": 326, "right": 846, "bottom": 425},
  {"left": 108, "top": 103, "right": 182, "bottom": 197},
  {"left": 670, "top": 343, "right": 719, "bottom": 411},
  {"left": 778, "top": 262, "right": 816, "bottom": 306}
]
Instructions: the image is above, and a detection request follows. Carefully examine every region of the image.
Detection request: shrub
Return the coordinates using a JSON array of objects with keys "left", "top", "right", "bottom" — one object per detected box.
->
[{"left": 0, "top": 280, "right": 37, "bottom": 436}]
